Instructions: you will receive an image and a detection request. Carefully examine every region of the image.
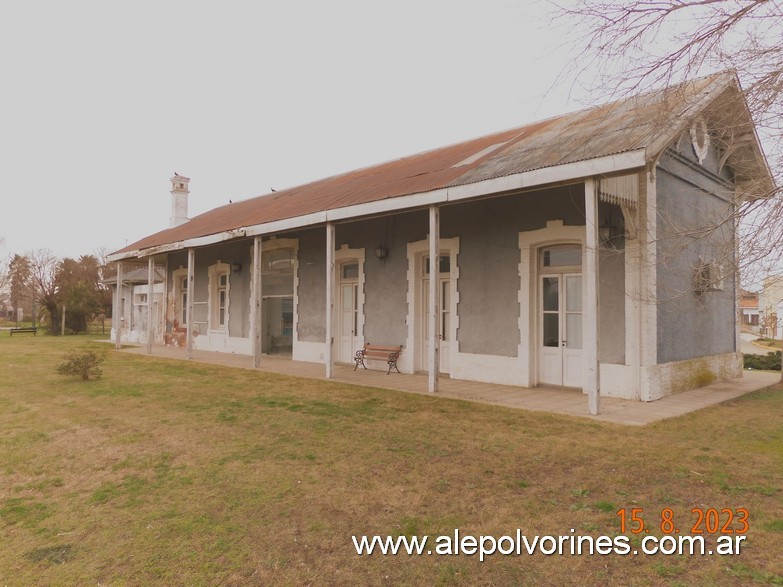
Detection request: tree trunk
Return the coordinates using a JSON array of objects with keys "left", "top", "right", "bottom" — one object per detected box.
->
[{"left": 42, "top": 300, "right": 60, "bottom": 335}]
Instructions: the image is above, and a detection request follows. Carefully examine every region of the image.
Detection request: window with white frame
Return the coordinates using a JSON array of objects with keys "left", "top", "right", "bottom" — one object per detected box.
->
[
  {"left": 172, "top": 269, "right": 188, "bottom": 327},
  {"left": 209, "top": 262, "right": 230, "bottom": 331}
]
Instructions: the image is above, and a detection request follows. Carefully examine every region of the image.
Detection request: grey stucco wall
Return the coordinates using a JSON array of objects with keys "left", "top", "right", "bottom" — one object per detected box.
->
[
  {"left": 293, "top": 212, "right": 430, "bottom": 346},
  {"left": 166, "top": 240, "right": 252, "bottom": 337},
  {"left": 335, "top": 212, "right": 429, "bottom": 347},
  {"left": 442, "top": 185, "right": 588, "bottom": 357},
  {"left": 656, "top": 137, "right": 736, "bottom": 363}
]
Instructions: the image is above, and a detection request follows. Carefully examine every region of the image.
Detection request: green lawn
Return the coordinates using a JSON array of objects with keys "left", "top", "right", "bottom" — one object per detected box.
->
[{"left": 1, "top": 335, "right": 781, "bottom": 585}]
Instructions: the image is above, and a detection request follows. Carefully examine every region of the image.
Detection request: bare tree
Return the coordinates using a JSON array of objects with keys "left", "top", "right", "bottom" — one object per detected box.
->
[
  {"left": 554, "top": 0, "right": 782, "bottom": 288},
  {"left": 27, "top": 249, "right": 60, "bottom": 331},
  {"left": 8, "top": 254, "right": 31, "bottom": 324},
  {"left": 0, "top": 237, "right": 8, "bottom": 293}
]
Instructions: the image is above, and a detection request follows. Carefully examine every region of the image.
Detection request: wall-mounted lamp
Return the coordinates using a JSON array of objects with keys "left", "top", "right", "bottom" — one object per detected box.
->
[
  {"left": 231, "top": 261, "right": 243, "bottom": 274},
  {"left": 598, "top": 215, "right": 623, "bottom": 249},
  {"left": 374, "top": 245, "right": 389, "bottom": 261}
]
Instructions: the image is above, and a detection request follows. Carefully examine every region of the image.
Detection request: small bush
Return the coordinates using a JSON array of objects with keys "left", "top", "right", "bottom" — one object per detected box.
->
[
  {"left": 743, "top": 351, "right": 781, "bottom": 371},
  {"left": 56, "top": 349, "right": 106, "bottom": 380}
]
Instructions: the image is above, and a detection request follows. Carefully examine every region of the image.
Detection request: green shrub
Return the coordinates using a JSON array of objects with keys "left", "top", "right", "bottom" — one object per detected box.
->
[
  {"left": 56, "top": 349, "right": 106, "bottom": 380},
  {"left": 744, "top": 351, "right": 781, "bottom": 371}
]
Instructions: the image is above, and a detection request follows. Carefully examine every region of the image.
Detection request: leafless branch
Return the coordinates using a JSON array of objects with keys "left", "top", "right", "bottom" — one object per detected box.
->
[{"left": 555, "top": 0, "right": 783, "bottom": 290}]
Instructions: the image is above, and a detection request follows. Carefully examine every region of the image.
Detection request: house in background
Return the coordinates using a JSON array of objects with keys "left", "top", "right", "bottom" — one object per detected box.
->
[
  {"left": 108, "top": 72, "right": 773, "bottom": 414},
  {"left": 760, "top": 276, "right": 783, "bottom": 340},
  {"left": 739, "top": 290, "right": 760, "bottom": 333}
]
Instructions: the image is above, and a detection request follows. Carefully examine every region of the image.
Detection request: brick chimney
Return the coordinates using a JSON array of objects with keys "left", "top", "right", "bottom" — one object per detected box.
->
[{"left": 170, "top": 173, "right": 190, "bottom": 227}]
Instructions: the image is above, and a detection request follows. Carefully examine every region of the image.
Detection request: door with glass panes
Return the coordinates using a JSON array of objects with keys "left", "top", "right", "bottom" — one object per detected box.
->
[
  {"left": 421, "top": 254, "right": 451, "bottom": 374},
  {"left": 338, "top": 262, "right": 360, "bottom": 363},
  {"left": 538, "top": 246, "right": 582, "bottom": 387},
  {"left": 261, "top": 246, "right": 295, "bottom": 356}
]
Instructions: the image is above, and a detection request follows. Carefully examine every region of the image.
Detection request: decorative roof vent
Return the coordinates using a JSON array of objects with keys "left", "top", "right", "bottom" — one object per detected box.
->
[{"left": 690, "top": 118, "right": 710, "bottom": 164}]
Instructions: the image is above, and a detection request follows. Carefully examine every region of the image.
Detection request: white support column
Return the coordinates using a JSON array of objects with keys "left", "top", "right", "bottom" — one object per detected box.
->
[
  {"left": 115, "top": 262, "right": 122, "bottom": 350},
  {"left": 186, "top": 248, "right": 195, "bottom": 360},
  {"left": 146, "top": 257, "right": 154, "bottom": 354},
  {"left": 163, "top": 257, "right": 169, "bottom": 341},
  {"left": 251, "top": 236, "right": 263, "bottom": 368},
  {"left": 325, "top": 223, "right": 335, "bottom": 378},
  {"left": 623, "top": 181, "right": 642, "bottom": 400},
  {"left": 624, "top": 233, "right": 642, "bottom": 399},
  {"left": 733, "top": 199, "right": 743, "bottom": 375},
  {"left": 428, "top": 205, "right": 440, "bottom": 393},
  {"left": 584, "top": 178, "right": 600, "bottom": 415},
  {"left": 640, "top": 170, "right": 658, "bottom": 401}
]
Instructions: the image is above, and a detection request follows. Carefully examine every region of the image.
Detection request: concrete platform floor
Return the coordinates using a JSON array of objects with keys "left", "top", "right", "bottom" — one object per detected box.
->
[{"left": 117, "top": 344, "right": 780, "bottom": 426}]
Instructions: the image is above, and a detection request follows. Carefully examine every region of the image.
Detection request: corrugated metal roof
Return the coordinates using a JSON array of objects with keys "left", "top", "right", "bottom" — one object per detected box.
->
[{"left": 115, "top": 71, "right": 759, "bottom": 256}]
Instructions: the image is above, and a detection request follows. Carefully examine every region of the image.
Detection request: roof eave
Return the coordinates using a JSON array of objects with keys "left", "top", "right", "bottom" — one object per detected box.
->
[{"left": 109, "top": 149, "right": 647, "bottom": 262}]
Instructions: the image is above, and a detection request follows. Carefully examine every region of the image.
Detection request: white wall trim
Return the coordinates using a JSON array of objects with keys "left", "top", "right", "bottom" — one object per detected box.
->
[
  {"left": 600, "top": 364, "right": 636, "bottom": 399},
  {"left": 450, "top": 352, "right": 524, "bottom": 387},
  {"left": 295, "top": 340, "right": 328, "bottom": 364}
]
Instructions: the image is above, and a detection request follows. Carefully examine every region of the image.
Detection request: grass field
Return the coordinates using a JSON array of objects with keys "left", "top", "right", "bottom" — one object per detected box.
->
[{"left": 0, "top": 335, "right": 781, "bottom": 585}]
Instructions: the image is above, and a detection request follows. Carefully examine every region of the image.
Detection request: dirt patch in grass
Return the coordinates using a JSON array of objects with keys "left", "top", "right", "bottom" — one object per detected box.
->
[{"left": 0, "top": 335, "right": 781, "bottom": 585}]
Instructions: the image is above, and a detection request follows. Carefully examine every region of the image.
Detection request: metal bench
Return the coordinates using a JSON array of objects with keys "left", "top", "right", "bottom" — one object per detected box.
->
[
  {"left": 10, "top": 327, "right": 37, "bottom": 336},
  {"left": 354, "top": 343, "right": 402, "bottom": 375}
]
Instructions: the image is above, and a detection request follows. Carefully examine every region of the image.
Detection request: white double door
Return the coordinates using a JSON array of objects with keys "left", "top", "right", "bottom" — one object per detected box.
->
[
  {"left": 421, "top": 275, "right": 450, "bottom": 374},
  {"left": 539, "top": 273, "right": 583, "bottom": 387},
  {"left": 338, "top": 280, "right": 359, "bottom": 363}
]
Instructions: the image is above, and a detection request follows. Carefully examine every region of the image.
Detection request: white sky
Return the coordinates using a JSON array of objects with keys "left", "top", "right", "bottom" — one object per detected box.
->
[{"left": 1, "top": 1, "right": 598, "bottom": 260}]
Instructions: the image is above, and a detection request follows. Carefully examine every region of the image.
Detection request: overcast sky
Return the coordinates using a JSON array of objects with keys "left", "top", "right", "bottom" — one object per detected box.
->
[{"left": 1, "top": 1, "right": 600, "bottom": 260}]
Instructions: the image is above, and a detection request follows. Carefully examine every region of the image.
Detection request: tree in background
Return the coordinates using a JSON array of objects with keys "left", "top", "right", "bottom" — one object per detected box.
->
[
  {"left": 55, "top": 255, "right": 104, "bottom": 333},
  {"left": 28, "top": 249, "right": 60, "bottom": 332},
  {"left": 8, "top": 254, "right": 31, "bottom": 324},
  {"left": 94, "top": 247, "right": 114, "bottom": 319},
  {"left": 9, "top": 250, "right": 110, "bottom": 334},
  {"left": 556, "top": 0, "right": 782, "bottom": 285},
  {"left": 0, "top": 238, "right": 8, "bottom": 293}
]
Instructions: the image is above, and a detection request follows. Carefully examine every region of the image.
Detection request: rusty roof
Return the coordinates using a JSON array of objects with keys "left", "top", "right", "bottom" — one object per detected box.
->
[{"left": 115, "top": 71, "right": 767, "bottom": 257}]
